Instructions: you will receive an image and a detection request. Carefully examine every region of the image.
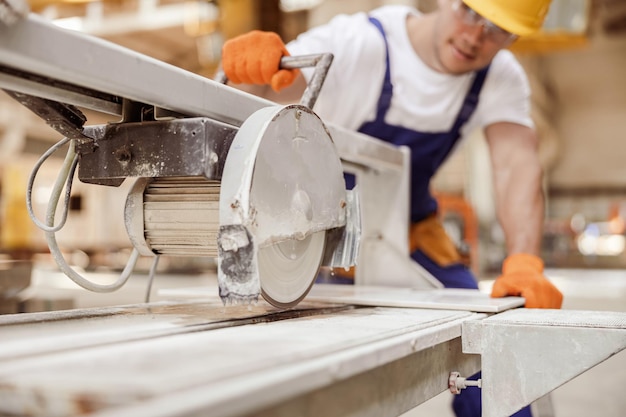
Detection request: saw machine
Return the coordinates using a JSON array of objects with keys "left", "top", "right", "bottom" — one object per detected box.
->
[{"left": 0, "top": 14, "right": 372, "bottom": 308}]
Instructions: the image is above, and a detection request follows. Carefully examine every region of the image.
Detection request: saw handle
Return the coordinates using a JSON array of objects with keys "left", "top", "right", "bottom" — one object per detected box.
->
[{"left": 215, "top": 53, "right": 333, "bottom": 110}]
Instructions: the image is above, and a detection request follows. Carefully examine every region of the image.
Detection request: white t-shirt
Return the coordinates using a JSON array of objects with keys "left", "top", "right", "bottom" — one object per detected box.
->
[{"left": 287, "top": 5, "right": 533, "bottom": 140}]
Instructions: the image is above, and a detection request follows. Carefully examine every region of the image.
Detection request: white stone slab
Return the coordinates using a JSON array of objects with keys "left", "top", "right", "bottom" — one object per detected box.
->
[
  {"left": 0, "top": 299, "right": 345, "bottom": 362},
  {"left": 306, "top": 285, "right": 525, "bottom": 313}
]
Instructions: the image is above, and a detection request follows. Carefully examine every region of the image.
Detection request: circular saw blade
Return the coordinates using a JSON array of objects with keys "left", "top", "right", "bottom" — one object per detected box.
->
[
  {"left": 219, "top": 104, "right": 346, "bottom": 307},
  {"left": 259, "top": 230, "right": 326, "bottom": 308}
]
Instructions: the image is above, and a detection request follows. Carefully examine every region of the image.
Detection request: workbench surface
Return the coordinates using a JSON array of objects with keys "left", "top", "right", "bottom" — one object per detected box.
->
[{"left": 0, "top": 298, "right": 484, "bottom": 417}]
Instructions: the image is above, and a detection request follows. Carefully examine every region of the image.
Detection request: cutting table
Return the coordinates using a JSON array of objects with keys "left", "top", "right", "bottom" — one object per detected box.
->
[
  {"left": 0, "top": 297, "right": 481, "bottom": 417},
  {"left": 1, "top": 285, "right": 625, "bottom": 417},
  {"left": 0, "top": 10, "right": 625, "bottom": 417}
]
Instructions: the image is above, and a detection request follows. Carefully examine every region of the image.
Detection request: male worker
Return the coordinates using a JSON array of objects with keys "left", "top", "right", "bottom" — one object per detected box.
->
[{"left": 221, "top": 1, "right": 563, "bottom": 414}]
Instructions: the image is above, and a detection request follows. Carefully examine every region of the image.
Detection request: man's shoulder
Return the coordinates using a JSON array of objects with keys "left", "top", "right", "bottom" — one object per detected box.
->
[
  {"left": 491, "top": 50, "right": 526, "bottom": 78},
  {"left": 369, "top": 4, "right": 420, "bottom": 23},
  {"left": 482, "top": 49, "right": 529, "bottom": 94}
]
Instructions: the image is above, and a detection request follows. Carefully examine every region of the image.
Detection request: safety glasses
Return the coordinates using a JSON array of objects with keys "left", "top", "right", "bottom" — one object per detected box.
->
[{"left": 451, "top": 0, "right": 518, "bottom": 44}]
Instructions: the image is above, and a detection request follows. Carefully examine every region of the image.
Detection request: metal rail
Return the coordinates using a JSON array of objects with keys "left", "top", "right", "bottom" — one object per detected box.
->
[{"left": 0, "top": 13, "right": 404, "bottom": 171}]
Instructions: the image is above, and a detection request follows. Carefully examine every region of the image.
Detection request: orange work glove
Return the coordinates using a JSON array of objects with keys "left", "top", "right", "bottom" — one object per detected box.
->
[
  {"left": 491, "top": 253, "right": 563, "bottom": 309},
  {"left": 409, "top": 215, "right": 463, "bottom": 267},
  {"left": 221, "top": 30, "right": 300, "bottom": 92}
]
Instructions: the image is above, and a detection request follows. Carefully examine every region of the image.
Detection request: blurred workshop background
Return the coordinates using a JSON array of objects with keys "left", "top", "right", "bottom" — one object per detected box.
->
[{"left": 0, "top": 1, "right": 624, "bottom": 415}]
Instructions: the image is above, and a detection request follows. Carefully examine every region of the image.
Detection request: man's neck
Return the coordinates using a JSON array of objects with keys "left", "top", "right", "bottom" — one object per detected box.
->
[{"left": 406, "top": 12, "right": 446, "bottom": 73}]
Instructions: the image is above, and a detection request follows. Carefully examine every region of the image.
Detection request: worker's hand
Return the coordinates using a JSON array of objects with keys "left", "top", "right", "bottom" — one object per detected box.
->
[
  {"left": 491, "top": 253, "right": 563, "bottom": 309},
  {"left": 409, "top": 215, "right": 462, "bottom": 266},
  {"left": 221, "top": 30, "right": 299, "bottom": 92}
]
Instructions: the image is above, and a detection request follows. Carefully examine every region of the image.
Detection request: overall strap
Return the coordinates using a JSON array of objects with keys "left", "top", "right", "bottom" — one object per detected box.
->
[
  {"left": 452, "top": 65, "right": 490, "bottom": 132},
  {"left": 368, "top": 17, "right": 393, "bottom": 122},
  {"left": 433, "top": 65, "right": 491, "bottom": 168}
]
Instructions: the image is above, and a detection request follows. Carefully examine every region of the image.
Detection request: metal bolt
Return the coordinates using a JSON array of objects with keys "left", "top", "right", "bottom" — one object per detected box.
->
[
  {"left": 115, "top": 145, "right": 132, "bottom": 162},
  {"left": 449, "top": 371, "right": 482, "bottom": 394}
]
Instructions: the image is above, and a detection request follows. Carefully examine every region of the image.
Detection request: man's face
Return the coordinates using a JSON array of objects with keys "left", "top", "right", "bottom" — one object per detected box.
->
[{"left": 434, "top": 0, "right": 517, "bottom": 74}]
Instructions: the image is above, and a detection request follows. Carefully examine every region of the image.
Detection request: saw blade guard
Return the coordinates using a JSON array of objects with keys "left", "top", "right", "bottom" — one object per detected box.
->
[{"left": 218, "top": 104, "right": 347, "bottom": 306}]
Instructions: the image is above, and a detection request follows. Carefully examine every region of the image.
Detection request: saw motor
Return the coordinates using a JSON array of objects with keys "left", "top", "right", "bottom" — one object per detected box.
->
[{"left": 125, "top": 177, "right": 222, "bottom": 258}]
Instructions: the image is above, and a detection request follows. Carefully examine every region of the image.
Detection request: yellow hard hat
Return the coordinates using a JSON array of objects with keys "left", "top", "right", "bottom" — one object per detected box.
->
[{"left": 462, "top": 0, "right": 553, "bottom": 36}]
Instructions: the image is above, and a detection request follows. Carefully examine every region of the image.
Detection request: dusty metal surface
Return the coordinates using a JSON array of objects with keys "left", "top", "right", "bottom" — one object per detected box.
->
[
  {"left": 247, "top": 337, "right": 480, "bottom": 417},
  {"left": 0, "top": 63, "right": 123, "bottom": 115},
  {"left": 0, "top": 303, "right": 478, "bottom": 417},
  {"left": 78, "top": 118, "right": 237, "bottom": 184},
  {"left": 463, "top": 308, "right": 626, "bottom": 417},
  {"left": 3, "top": 89, "right": 92, "bottom": 141},
  {"left": 0, "top": 299, "right": 351, "bottom": 362}
]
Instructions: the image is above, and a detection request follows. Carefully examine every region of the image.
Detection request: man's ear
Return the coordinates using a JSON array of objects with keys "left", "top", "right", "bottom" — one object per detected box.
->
[{"left": 504, "top": 36, "right": 520, "bottom": 49}]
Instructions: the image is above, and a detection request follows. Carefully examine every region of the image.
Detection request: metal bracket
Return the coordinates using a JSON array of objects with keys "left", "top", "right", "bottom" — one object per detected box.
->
[
  {"left": 462, "top": 308, "right": 626, "bottom": 417},
  {"left": 321, "top": 187, "right": 361, "bottom": 269},
  {"left": 3, "top": 90, "right": 93, "bottom": 142},
  {"left": 78, "top": 117, "right": 237, "bottom": 186}
]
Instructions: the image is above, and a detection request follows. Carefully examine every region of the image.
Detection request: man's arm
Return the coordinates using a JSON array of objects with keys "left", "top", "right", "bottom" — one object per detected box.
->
[
  {"left": 485, "top": 121, "right": 544, "bottom": 256},
  {"left": 485, "top": 122, "right": 563, "bottom": 308}
]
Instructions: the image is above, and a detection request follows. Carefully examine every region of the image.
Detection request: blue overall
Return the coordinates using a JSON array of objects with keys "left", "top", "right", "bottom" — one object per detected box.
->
[{"left": 351, "top": 17, "right": 533, "bottom": 417}]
